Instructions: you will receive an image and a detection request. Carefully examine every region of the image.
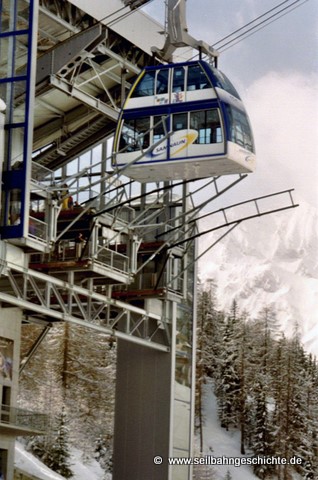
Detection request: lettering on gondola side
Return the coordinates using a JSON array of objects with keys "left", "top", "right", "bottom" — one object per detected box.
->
[{"left": 149, "top": 129, "right": 198, "bottom": 159}]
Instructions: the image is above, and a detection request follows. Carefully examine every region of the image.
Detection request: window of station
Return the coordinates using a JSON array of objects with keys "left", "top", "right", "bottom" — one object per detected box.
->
[
  {"left": 190, "top": 109, "right": 222, "bottom": 144},
  {"left": 1, "top": 386, "right": 11, "bottom": 423},
  {"left": 8, "top": 188, "right": 22, "bottom": 226},
  {"left": 63, "top": 146, "right": 103, "bottom": 205},
  {"left": 0, "top": 338, "right": 13, "bottom": 381},
  {"left": 187, "top": 64, "right": 210, "bottom": 91},
  {"left": 120, "top": 117, "right": 150, "bottom": 152}
]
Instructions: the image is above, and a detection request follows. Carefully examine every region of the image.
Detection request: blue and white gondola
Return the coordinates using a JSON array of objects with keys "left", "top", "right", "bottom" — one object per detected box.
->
[{"left": 112, "top": 60, "right": 255, "bottom": 182}]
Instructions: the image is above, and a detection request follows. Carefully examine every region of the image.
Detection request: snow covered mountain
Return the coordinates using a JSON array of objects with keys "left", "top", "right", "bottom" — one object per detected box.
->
[{"left": 198, "top": 199, "right": 318, "bottom": 356}]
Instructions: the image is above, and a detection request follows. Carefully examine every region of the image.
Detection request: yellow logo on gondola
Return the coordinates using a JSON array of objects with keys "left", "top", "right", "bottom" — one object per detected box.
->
[{"left": 151, "top": 129, "right": 198, "bottom": 158}]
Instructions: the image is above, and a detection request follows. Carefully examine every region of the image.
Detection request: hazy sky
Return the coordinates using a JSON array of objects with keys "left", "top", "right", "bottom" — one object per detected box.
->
[{"left": 142, "top": 0, "right": 318, "bottom": 210}]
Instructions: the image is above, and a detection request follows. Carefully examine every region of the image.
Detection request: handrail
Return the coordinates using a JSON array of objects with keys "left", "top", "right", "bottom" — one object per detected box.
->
[
  {"left": 0, "top": 404, "right": 48, "bottom": 432},
  {"left": 29, "top": 215, "right": 48, "bottom": 242},
  {"left": 94, "top": 245, "right": 129, "bottom": 274}
]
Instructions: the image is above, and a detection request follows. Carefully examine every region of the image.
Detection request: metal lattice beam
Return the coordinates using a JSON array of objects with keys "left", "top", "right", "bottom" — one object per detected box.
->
[{"left": 0, "top": 262, "right": 170, "bottom": 352}]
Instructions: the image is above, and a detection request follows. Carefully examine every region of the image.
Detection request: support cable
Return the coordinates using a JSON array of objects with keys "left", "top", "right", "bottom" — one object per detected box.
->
[{"left": 215, "top": 0, "right": 309, "bottom": 52}]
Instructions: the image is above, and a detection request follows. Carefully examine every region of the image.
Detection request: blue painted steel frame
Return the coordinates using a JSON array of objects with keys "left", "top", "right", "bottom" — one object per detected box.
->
[{"left": 0, "top": 0, "right": 36, "bottom": 239}]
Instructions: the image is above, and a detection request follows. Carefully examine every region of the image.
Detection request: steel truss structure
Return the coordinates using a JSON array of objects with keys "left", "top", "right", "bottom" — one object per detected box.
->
[
  {"left": 0, "top": 0, "right": 298, "bottom": 365},
  {"left": 0, "top": 2, "right": 299, "bottom": 479}
]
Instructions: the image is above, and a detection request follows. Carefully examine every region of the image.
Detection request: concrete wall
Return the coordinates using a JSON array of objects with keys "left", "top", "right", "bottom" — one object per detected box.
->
[
  {"left": 113, "top": 339, "right": 172, "bottom": 480},
  {"left": 0, "top": 308, "right": 22, "bottom": 480}
]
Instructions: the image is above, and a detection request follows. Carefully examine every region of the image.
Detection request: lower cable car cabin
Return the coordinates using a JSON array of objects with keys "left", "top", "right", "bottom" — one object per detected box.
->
[{"left": 112, "top": 60, "right": 255, "bottom": 182}]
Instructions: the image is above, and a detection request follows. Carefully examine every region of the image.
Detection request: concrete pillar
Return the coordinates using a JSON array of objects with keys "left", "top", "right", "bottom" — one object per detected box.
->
[{"left": 0, "top": 307, "right": 22, "bottom": 480}]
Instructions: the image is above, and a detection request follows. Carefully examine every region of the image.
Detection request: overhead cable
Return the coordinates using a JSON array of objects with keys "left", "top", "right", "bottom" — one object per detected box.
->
[
  {"left": 213, "top": 0, "right": 295, "bottom": 47},
  {"left": 215, "top": 0, "right": 309, "bottom": 52}
]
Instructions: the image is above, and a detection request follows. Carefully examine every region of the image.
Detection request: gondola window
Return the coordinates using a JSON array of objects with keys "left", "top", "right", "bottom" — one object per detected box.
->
[
  {"left": 226, "top": 106, "right": 254, "bottom": 152},
  {"left": 187, "top": 65, "right": 210, "bottom": 91},
  {"left": 120, "top": 117, "right": 150, "bottom": 151},
  {"left": 132, "top": 72, "right": 155, "bottom": 97},
  {"left": 173, "top": 67, "right": 185, "bottom": 92},
  {"left": 156, "top": 69, "right": 169, "bottom": 95},
  {"left": 190, "top": 110, "right": 222, "bottom": 144}
]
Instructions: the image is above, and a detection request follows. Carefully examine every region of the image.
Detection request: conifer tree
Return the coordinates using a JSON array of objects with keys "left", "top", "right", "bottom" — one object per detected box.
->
[
  {"left": 48, "top": 407, "right": 73, "bottom": 478},
  {"left": 196, "top": 280, "right": 223, "bottom": 451},
  {"left": 270, "top": 335, "right": 287, "bottom": 480},
  {"left": 237, "top": 315, "right": 250, "bottom": 454},
  {"left": 216, "top": 300, "right": 242, "bottom": 431},
  {"left": 251, "top": 380, "right": 275, "bottom": 479},
  {"left": 287, "top": 334, "right": 318, "bottom": 479},
  {"left": 197, "top": 279, "right": 221, "bottom": 377},
  {"left": 94, "top": 434, "right": 113, "bottom": 473},
  {"left": 20, "top": 321, "right": 116, "bottom": 466}
]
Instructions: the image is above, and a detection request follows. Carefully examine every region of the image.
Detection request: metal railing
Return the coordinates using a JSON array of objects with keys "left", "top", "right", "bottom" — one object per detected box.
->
[
  {"left": 94, "top": 245, "right": 129, "bottom": 274},
  {"left": 31, "top": 162, "right": 55, "bottom": 184},
  {"left": 28, "top": 216, "right": 48, "bottom": 243},
  {"left": 122, "top": 271, "right": 184, "bottom": 295},
  {"left": 0, "top": 404, "right": 48, "bottom": 433}
]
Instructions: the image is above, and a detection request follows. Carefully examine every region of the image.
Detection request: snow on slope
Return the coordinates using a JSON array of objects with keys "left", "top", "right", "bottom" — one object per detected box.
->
[
  {"left": 15, "top": 443, "right": 65, "bottom": 480},
  {"left": 201, "top": 380, "right": 259, "bottom": 480},
  {"left": 198, "top": 200, "right": 318, "bottom": 355},
  {"left": 15, "top": 442, "right": 109, "bottom": 480},
  {"left": 201, "top": 380, "right": 303, "bottom": 480}
]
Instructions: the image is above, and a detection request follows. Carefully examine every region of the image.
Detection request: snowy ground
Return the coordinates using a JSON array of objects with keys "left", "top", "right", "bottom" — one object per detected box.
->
[
  {"left": 200, "top": 380, "right": 303, "bottom": 480},
  {"left": 15, "top": 380, "right": 305, "bottom": 480},
  {"left": 200, "top": 380, "right": 259, "bottom": 480},
  {"left": 15, "top": 442, "right": 110, "bottom": 480}
]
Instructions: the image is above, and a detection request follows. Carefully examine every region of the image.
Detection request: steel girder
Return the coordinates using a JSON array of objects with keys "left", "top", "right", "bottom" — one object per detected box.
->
[{"left": 0, "top": 260, "right": 170, "bottom": 352}]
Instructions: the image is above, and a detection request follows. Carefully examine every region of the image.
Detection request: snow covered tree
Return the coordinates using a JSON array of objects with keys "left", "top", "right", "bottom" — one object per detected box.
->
[
  {"left": 249, "top": 306, "right": 279, "bottom": 384},
  {"left": 304, "top": 355, "right": 318, "bottom": 478},
  {"left": 215, "top": 301, "right": 242, "bottom": 431},
  {"left": 94, "top": 434, "right": 113, "bottom": 473},
  {"left": 251, "top": 380, "right": 275, "bottom": 479},
  {"left": 267, "top": 329, "right": 318, "bottom": 480},
  {"left": 47, "top": 407, "right": 73, "bottom": 478},
  {"left": 27, "top": 408, "right": 73, "bottom": 477},
  {"left": 27, "top": 435, "right": 47, "bottom": 460},
  {"left": 285, "top": 336, "right": 318, "bottom": 479},
  {"left": 20, "top": 322, "right": 116, "bottom": 465},
  {"left": 61, "top": 324, "right": 116, "bottom": 451},
  {"left": 196, "top": 280, "right": 224, "bottom": 382},
  {"left": 196, "top": 280, "right": 224, "bottom": 450}
]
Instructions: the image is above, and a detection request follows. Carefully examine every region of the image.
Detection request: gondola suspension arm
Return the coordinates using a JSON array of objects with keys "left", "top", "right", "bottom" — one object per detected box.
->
[{"left": 151, "top": 0, "right": 219, "bottom": 62}]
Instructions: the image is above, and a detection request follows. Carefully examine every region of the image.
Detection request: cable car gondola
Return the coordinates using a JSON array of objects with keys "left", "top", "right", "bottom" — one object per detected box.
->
[{"left": 112, "top": 60, "right": 255, "bottom": 182}]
